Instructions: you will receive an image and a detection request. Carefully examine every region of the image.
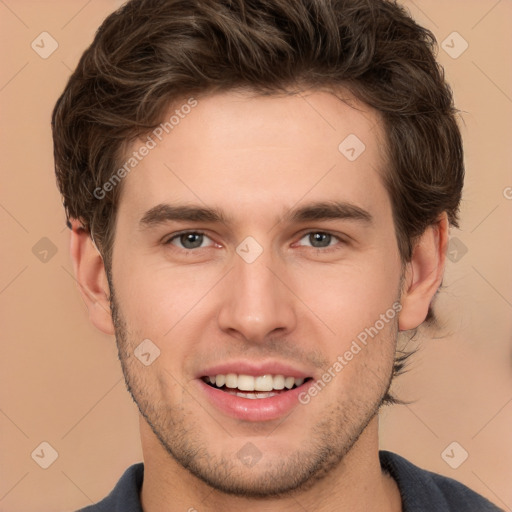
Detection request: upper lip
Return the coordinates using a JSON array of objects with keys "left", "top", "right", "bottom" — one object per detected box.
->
[{"left": 198, "top": 360, "right": 313, "bottom": 379}]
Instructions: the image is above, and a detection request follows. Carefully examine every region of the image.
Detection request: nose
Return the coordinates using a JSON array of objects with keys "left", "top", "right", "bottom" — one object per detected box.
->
[{"left": 216, "top": 250, "right": 298, "bottom": 344}]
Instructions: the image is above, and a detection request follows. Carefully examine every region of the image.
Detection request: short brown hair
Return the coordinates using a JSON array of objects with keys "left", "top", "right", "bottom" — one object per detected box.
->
[{"left": 52, "top": 0, "right": 464, "bottom": 402}]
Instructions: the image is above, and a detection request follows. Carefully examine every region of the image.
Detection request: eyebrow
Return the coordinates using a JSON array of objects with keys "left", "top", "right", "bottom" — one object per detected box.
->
[
  {"left": 139, "top": 204, "right": 227, "bottom": 227},
  {"left": 138, "top": 200, "right": 372, "bottom": 229},
  {"left": 287, "top": 201, "right": 372, "bottom": 224}
]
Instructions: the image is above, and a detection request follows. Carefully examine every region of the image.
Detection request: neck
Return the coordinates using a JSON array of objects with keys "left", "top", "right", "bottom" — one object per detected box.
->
[{"left": 139, "top": 415, "right": 402, "bottom": 512}]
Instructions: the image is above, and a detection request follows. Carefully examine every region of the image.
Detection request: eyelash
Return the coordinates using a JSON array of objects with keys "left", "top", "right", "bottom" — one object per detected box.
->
[
  {"left": 164, "top": 231, "right": 216, "bottom": 250},
  {"left": 163, "top": 230, "right": 346, "bottom": 252}
]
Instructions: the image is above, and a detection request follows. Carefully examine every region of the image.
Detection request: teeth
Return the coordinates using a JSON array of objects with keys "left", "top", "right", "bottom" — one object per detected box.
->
[
  {"left": 204, "top": 373, "right": 308, "bottom": 392},
  {"left": 255, "top": 375, "right": 273, "bottom": 391},
  {"left": 237, "top": 374, "right": 255, "bottom": 391},
  {"left": 232, "top": 391, "right": 278, "bottom": 399},
  {"left": 225, "top": 373, "right": 237, "bottom": 389},
  {"left": 273, "top": 375, "right": 285, "bottom": 390}
]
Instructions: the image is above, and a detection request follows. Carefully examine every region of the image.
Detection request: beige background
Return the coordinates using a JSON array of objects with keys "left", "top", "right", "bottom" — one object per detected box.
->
[{"left": 0, "top": 0, "right": 511, "bottom": 510}]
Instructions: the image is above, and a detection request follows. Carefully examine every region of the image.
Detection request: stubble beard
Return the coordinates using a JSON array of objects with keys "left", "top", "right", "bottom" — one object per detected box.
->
[{"left": 108, "top": 284, "right": 396, "bottom": 499}]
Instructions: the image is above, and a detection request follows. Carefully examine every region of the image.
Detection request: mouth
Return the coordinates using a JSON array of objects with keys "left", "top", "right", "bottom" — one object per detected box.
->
[
  {"left": 201, "top": 374, "right": 312, "bottom": 399},
  {"left": 197, "top": 370, "right": 314, "bottom": 421}
]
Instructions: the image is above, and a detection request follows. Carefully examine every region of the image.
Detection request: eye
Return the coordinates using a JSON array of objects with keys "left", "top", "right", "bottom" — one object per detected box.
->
[
  {"left": 165, "top": 231, "right": 214, "bottom": 250},
  {"left": 297, "top": 232, "right": 340, "bottom": 248}
]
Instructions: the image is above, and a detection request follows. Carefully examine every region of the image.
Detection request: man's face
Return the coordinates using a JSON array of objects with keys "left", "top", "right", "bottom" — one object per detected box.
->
[{"left": 109, "top": 90, "right": 403, "bottom": 496}]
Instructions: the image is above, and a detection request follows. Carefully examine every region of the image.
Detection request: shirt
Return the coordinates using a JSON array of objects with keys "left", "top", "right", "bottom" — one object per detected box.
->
[{"left": 77, "top": 450, "right": 504, "bottom": 511}]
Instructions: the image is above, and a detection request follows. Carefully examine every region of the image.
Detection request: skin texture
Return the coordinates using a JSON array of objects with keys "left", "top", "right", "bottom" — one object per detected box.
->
[{"left": 70, "top": 89, "right": 448, "bottom": 511}]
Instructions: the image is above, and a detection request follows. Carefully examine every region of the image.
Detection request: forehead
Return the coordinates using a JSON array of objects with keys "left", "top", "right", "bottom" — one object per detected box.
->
[{"left": 116, "top": 89, "right": 389, "bottom": 226}]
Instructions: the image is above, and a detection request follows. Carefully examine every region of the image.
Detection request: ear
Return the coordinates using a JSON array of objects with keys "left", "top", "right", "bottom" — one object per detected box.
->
[
  {"left": 398, "top": 213, "right": 449, "bottom": 331},
  {"left": 69, "top": 219, "right": 115, "bottom": 335}
]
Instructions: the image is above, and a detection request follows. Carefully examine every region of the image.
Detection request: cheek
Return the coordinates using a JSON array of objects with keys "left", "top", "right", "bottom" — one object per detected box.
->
[
  {"left": 318, "top": 303, "right": 399, "bottom": 402},
  {"left": 292, "top": 257, "right": 401, "bottom": 340},
  {"left": 114, "top": 256, "right": 198, "bottom": 318}
]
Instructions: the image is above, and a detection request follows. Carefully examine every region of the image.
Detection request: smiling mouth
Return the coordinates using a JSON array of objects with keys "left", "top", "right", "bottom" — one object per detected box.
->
[{"left": 201, "top": 374, "right": 312, "bottom": 399}]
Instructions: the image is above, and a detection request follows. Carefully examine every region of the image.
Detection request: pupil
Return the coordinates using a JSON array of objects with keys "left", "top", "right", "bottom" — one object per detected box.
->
[
  {"left": 310, "top": 232, "right": 331, "bottom": 248},
  {"left": 181, "top": 233, "right": 203, "bottom": 249}
]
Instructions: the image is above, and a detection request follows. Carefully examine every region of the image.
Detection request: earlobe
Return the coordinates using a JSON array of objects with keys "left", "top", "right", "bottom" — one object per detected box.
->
[
  {"left": 69, "top": 219, "right": 115, "bottom": 335},
  {"left": 398, "top": 213, "right": 449, "bottom": 331}
]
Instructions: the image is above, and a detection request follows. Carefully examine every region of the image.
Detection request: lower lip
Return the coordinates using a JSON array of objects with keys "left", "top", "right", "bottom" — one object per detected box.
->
[{"left": 197, "top": 379, "right": 311, "bottom": 422}]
